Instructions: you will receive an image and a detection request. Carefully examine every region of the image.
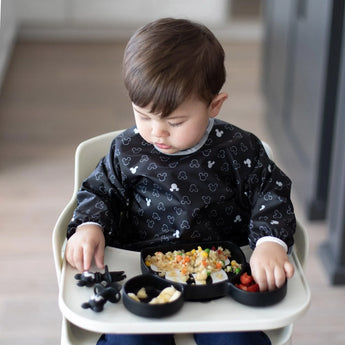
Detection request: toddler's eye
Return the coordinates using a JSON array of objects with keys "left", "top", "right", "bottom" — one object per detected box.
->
[
  {"left": 139, "top": 115, "right": 150, "bottom": 121},
  {"left": 168, "top": 122, "right": 183, "bottom": 127}
]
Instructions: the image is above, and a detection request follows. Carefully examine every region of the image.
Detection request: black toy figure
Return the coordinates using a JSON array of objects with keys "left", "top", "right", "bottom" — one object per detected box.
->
[
  {"left": 82, "top": 282, "right": 122, "bottom": 312},
  {"left": 74, "top": 265, "right": 126, "bottom": 287}
]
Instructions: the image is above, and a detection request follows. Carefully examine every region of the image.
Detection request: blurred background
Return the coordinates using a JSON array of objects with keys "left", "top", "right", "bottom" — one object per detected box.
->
[{"left": 0, "top": 0, "right": 345, "bottom": 344}]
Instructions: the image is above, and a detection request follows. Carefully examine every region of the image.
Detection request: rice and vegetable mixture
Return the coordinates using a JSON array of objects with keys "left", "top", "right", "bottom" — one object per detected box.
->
[{"left": 145, "top": 246, "right": 241, "bottom": 285}]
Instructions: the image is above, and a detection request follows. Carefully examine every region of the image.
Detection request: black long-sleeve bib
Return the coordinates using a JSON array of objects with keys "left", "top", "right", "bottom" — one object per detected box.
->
[{"left": 67, "top": 119, "right": 295, "bottom": 251}]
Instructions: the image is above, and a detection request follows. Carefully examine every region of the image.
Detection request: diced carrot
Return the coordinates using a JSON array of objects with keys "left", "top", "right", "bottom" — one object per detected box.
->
[
  {"left": 176, "top": 255, "right": 182, "bottom": 262},
  {"left": 183, "top": 256, "right": 190, "bottom": 263}
]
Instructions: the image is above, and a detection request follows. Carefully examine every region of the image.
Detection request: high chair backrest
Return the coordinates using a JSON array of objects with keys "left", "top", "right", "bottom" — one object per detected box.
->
[{"left": 73, "top": 130, "right": 125, "bottom": 194}]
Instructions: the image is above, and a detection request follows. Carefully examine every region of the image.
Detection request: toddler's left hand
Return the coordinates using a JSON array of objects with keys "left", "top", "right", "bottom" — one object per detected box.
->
[{"left": 249, "top": 241, "right": 294, "bottom": 291}]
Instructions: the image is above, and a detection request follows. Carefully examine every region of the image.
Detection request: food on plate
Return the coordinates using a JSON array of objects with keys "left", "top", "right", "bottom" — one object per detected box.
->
[
  {"left": 127, "top": 286, "right": 181, "bottom": 304},
  {"left": 235, "top": 272, "right": 259, "bottom": 292},
  {"left": 136, "top": 287, "right": 148, "bottom": 299},
  {"left": 145, "top": 246, "right": 241, "bottom": 285},
  {"left": 149, "top": 286, "right": 181, "bottom": 304},
  {"left": 128, "top": 292, "right": 141, "bottom": 302}
]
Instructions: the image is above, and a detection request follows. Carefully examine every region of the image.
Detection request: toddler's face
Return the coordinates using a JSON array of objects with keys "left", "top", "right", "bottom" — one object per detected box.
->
[{"left": 132, "top": 97, "right": 213, "bottom": 154}]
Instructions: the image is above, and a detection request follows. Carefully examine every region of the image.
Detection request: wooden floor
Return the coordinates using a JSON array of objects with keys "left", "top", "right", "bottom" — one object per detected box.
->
[{"left": 0, "top": 40, "right": 344, "bottom": 344}]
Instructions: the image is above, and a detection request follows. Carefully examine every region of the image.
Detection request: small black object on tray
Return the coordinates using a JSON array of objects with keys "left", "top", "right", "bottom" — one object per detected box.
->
[
  {"left": 74, "top": 265, "right": 126, "bottom": 287},
  {"left": 75, "top": 265, "right": 125, "bottom": 312},
  {"left": 82, "top": 282, "right": 122, "bottom": 312}
]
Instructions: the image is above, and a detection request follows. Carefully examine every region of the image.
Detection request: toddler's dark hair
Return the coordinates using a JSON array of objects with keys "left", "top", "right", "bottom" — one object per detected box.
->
[{"left": 123, "top": 18, "right": 226, "bottom": 117}]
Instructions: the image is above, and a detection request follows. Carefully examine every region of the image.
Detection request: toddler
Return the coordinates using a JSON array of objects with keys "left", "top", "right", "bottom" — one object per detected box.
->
[{"left": 66, "top": 18, "right": 296, "bottom": 345}]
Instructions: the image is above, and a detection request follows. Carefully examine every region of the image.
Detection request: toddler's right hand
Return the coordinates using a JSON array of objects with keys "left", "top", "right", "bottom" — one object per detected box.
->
[{"left": 65, "top": 224, "right": 105, "bottom": 272}]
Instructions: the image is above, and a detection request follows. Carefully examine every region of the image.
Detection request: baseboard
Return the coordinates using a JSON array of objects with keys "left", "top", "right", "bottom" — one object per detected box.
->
[{"left": 17, "top": 21, "right": 263, "bottom": 42}]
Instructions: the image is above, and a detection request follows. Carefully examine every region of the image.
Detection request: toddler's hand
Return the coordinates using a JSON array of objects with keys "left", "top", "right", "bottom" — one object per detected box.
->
[
  {"left": 65, "top": 224, "right": 105, "bottom": 272},
  {"left": 249, "top": 241, "right": 294, "bottom": 291}
]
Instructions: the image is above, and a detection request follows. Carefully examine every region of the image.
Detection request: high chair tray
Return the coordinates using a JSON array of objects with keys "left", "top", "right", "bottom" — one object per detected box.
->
[{"left": 59, "top": 246, "right": 311, "bottom": 334}]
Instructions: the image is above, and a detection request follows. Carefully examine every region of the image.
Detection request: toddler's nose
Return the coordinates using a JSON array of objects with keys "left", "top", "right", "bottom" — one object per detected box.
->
[{"left": 152, "top": 122, "right": 168, "bottom": 137}]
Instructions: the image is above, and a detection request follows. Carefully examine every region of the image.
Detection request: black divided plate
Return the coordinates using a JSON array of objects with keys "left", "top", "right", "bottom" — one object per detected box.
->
[
  {"left": 140, "top": 241, "right": 246, "bottom": 301},
  {"left": 122, "top": 242, "right": 288, "bottom": 318}
]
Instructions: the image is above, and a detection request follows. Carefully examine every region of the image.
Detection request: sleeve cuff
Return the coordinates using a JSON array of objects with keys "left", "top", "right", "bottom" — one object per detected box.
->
[
  {"left": 76, "top": 222, "right": 103, "bottom": 232},
  {"left": 256, "top": 236, "right": 288, "bottom": 253}
]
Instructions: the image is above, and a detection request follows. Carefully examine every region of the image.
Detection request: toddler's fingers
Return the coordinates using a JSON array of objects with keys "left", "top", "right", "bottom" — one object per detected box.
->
[
  {"left": 83, "top": 244, "right": 95, "bottom": 272},
  {"left": 284, "top": 261, "right": 295, "bottom": 279},
  {"left": 251, "top": 266, "right": 268, "bottom": 292},
  {"left": 94, "top": 244, "right": 105, "bottom": 270},
  {"left": 274, "top": 266, "right": 287, "bottom": 288},
  {"left": 74, "top": 245, "right": 85, "bottom": 273},
  {"left": 266, "top": 268, "right": 276, "bottom": 291},
  {"left": 65, "top": 243, "right": 73, "bottom": 266}
]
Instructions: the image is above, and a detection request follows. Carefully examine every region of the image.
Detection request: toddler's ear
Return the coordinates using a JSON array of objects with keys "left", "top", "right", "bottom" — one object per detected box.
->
[{"left": 209, "top": 93, "right": 228, "bottom": 118}]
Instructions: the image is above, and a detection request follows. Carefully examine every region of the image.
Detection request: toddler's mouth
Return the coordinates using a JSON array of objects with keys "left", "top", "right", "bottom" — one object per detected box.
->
[{"left": 155, "top": 143, "right": 171, "bottom": 150}]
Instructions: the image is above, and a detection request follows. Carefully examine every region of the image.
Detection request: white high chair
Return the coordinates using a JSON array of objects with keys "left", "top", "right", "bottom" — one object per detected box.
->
[{"left": 53, "top": 130, "right": 309, "bottom": 345}]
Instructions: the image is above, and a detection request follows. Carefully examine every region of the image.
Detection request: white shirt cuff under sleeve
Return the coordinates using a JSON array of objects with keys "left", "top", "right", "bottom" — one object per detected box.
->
[
  {"left": 256, "top": 236, "right": 288, "bottom": 253},
  {"left": 76, "top": 222, "right": 103, "bottom": 231}
]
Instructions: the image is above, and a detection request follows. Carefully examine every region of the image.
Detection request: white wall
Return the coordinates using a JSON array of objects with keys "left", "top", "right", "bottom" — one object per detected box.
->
[
  {"left": 68, "top": 0, "right": 229, "bottom": 26},
  {"left": 14, "top": 0, "right": 230, "bottom": 40},
  {"left": 14, "top": 0, "right": 67, "bottom": 23},
  {"left": 14, "top": 0, "right": 229, "bottom": 25}
]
